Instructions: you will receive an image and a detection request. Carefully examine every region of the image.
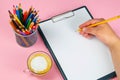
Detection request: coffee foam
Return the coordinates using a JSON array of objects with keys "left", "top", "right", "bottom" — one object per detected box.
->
[{"left": 30, "top": 56, "right": 48, "bottom": 72}]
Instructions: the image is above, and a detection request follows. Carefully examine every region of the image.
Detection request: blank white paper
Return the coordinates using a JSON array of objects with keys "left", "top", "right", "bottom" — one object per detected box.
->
[{"left": 39, "top": 7, "right": 114, "bottom": 80}]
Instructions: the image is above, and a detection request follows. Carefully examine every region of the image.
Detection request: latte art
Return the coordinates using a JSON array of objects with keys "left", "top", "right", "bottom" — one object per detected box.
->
[{"left": 27, "top": 51, "right": 52, "bottom": 75}]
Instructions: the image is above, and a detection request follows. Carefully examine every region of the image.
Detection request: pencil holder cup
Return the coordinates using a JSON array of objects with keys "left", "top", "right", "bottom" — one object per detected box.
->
[
  {"left": 15, "top": 29, "right": 37, "bottom": 47},
  {"left": 24, "top": 51, "right": 52, "bottom": 76}
]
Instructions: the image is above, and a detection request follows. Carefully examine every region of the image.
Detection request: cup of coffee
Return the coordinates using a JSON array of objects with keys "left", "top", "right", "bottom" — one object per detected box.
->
[{"left": 26, "top": 51, "right": 52, "bottom": 76}]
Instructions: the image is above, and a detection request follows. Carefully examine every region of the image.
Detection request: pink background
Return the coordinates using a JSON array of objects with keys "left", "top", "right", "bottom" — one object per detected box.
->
[{"left": 0, "top": 0, "right": 120, "bottom": 80}]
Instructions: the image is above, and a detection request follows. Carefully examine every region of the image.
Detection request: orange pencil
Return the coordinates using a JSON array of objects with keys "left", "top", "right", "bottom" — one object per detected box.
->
[{"left": 9, "top": 21, "right": 17, "bottom": 31}]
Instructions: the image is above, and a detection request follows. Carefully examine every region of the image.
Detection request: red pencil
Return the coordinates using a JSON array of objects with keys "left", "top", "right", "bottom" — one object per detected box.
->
[{"left": 23, "top": 11, "right": 28, "bottom": 23}]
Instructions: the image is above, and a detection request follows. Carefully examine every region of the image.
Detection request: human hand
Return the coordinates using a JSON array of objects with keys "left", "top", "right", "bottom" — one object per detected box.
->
[{"left": 79, "top": 18, "right": 120, "bottom": 47}]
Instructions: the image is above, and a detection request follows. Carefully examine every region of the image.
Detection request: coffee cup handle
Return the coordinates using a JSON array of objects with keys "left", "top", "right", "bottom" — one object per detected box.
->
[{"left": 23, "top": 69, "right": 33, "bottom": 76}]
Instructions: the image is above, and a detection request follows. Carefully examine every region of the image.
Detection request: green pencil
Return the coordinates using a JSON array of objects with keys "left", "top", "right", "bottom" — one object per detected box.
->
[{"left": 26, "top": 18, "right": 31, "bottom": 29}]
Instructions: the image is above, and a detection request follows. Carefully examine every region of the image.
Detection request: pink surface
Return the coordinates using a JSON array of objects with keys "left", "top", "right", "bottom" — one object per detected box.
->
[{"left": 0, "top": 0, "right": 120, "bottom": 80}]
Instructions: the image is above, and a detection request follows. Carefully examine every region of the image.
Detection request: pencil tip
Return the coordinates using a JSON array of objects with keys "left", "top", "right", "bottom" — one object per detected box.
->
[
  {"left": 8, "top": 10, "right": 11, "bottom": 14},
  {"left": 77, "top": 28, "right": 82, "bottom": 32},
  {"left": 13, "top": 5, "right": 15, "bottom": 7}
]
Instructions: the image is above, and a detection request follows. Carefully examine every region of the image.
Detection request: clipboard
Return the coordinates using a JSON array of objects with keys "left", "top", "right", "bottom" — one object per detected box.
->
[{"left": 38, "top": 6, "right": 116, "bottom": 80}]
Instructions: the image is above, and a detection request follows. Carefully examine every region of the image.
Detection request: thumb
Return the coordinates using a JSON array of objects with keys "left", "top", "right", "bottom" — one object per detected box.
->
[{"left": 83, "top": 27, "right": 97, "bottom": 36}]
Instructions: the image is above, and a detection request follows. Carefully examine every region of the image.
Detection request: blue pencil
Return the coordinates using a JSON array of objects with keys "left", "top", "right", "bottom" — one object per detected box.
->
[
  {"left": 33, "top": 16, "right": 38, "bottom": 23},
  {"left": 16, "top": 6, "right": 20, "bottom": 20},
  {"left": 25, "top": 13, "right": 33, "bottom": 27}
]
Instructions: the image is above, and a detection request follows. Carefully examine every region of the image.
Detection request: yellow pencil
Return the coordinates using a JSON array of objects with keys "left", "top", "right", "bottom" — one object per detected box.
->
[
  {"left": 78, "top": 15, "right": 120, "bottom": 32},
  {"left": 8, "top": 10, "right": 24, "bottom": 28},
  {"left": 13, "top": 14, "right": 23, "bottom": 26},
  {"left": 29, "top": 22, "right": 34, "bottom": 30}
]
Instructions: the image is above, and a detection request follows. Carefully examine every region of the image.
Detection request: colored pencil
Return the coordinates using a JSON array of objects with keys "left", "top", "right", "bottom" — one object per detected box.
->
[
  {"left": 78, "top": 15, "right": 120, "bottom": 32},
  {"left": 9, "top": 4, "right": 40, "bottom": 36}
]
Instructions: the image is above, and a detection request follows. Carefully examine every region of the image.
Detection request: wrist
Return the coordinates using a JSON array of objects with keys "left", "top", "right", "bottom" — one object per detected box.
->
[{"left": 108, "top": 36, "right": 120, "bottom": 49}]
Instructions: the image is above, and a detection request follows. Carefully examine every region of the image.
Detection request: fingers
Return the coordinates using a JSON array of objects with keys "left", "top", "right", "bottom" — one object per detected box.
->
[
  {"left": 79, "top": 19, "right": 97, "bottom": 28},
  {"left": 84, "top": 27, "right": 97, "bottom": 35},
  {"left": 79, "top": 18, "right": 105, "bottom": 39},
  {"left": 83, "top": 33, "right": 94, "bottom": 39},
  {"left": 79, "top": 18, "right": 105, "bottom": 29},
  {"left": 80, "top": 27, "right": 96, "bottom": 39}
]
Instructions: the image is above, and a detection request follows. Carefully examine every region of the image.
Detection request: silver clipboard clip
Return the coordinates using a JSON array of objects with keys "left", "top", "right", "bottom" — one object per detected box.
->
[{"left": 52, "top": 11, "right": 74, "bottom": 23}]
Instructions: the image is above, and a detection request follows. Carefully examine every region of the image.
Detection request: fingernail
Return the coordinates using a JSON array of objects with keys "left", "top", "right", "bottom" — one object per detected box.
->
[{"left": 83, "top": 28, "right": 87, "bottom": 32}]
